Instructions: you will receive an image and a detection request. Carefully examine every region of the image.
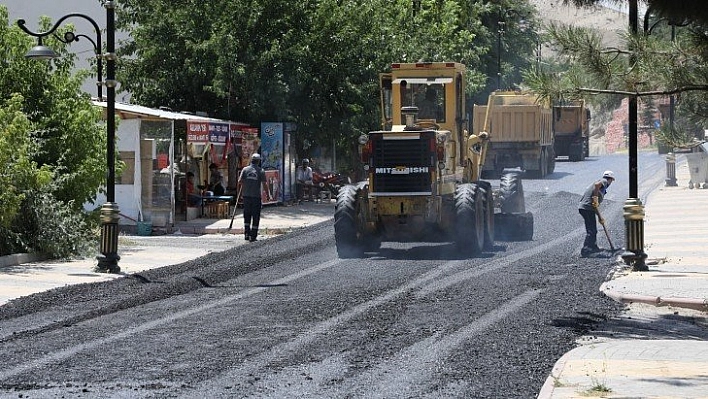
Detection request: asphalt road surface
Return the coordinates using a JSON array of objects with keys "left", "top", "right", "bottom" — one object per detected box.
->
[{"left": 0, "top": 152, "right": 667, "bottom": 398}]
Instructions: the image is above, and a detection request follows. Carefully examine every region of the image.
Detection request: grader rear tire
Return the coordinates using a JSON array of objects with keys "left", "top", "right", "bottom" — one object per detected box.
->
[
  {"left": 454, "top": 183, "right": 484, "bottom": 255},
  {"left": 499, "top": 171, "right": 526, "bottom": 214}
]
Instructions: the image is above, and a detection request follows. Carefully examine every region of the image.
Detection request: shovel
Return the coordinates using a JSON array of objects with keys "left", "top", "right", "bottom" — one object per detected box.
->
[
  {"left": 594, "top": 207, "right": 616, "bottom": 251},
  {"left": 227, "top": 185, "right": 243, "bottom": 230}
]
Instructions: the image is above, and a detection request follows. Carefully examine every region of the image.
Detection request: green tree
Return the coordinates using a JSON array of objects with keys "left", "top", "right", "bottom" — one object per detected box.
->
[
  {"left": 0, "top": 95, "right": 54, "bottom": 253},
  {"left": 1, "top": 7, "right": 108, "bottom": 208},
  {"left": 115, "top": 0, "right": 536, "bottom": 169},
  {"left": 1, "top": 6, "right": 107, "bottom": 256}
]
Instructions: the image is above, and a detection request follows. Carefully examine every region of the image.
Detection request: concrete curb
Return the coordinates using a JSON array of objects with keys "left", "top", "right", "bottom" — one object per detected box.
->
[
  {"left": 536, "top": 350, "right": 573, "bottom": 399},
  {"left": 0, "top": 253, "right": 49, "bottom": 268},
  {"left": 602, "top": 289, "right": 708, "bottom": 312},
  {"left": 166, "top": 226, "right": 294, "bottom": 235}
]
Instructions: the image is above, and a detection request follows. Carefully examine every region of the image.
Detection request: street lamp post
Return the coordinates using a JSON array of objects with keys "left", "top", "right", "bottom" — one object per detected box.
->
[
  {"left": 18, "top": 1, "right": 121, "bottom": 273},
  {"left": 497, "top": 18, "right": 505, "bottom": 90},
  {"left": 621, "top": 0, "right": 648, "bottom": 271}
]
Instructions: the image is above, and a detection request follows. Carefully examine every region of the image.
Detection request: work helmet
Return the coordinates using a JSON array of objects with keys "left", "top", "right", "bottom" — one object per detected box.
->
[
  {"left": 602, "top": 170, "right": 615, "bottom": 180},
  {"left": 302, "top": 158, "right": 310, "bottom": 165},
  {"left": 251, "top": 153, "right": 261, "bottom": 162}
]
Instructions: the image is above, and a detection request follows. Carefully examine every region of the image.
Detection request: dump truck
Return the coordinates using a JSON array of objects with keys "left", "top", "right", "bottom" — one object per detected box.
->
[
  {"left": 472, "top": 92, "right": 554, "bottom": 178},
  {"left": 333, "top": 62, "right": 533, "bottom": 258},
  {"left": 552, "top": 101, "right": 591, "bottom": 161}
]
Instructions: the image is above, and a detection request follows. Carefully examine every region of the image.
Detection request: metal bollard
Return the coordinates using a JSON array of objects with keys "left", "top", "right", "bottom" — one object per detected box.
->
[
  {"left": 665, "top": 152, "right": 677, "bottom": 186},
  {"left": 621, "top": 198, "right": 648, "bottom": 271}
]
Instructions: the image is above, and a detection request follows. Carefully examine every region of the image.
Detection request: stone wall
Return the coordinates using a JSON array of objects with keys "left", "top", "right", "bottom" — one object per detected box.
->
[{"left": 603, "top": 98, "right": 656, "bottom": 154}]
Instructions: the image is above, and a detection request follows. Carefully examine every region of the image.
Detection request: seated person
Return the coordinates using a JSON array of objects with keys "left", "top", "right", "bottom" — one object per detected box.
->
[
  {"left": 208, "top": 163, "right": 226, "bottom": 196},
  {"left": 185, "top": 172, "right": 202, "bottom": 206},
  {"left": 417, "top": 87, "right": 443, "bottom": 121},
  {"left": 296, "top": 158, "right": 314, "bottom": 201}
]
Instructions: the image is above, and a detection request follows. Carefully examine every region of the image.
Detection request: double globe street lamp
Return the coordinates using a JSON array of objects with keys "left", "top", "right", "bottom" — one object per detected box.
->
[{"left": 17, "top": 1, "right": 121, "bottom": 273}]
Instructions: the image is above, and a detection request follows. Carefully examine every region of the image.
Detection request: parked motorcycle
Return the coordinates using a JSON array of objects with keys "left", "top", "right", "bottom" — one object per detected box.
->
[{"left": 312, "top": 170, "right": 351, "bottom": 197}]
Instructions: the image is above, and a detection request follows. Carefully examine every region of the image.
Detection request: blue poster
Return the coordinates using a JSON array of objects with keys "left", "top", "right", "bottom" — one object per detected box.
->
[
  {"left": 208, "top": 122, "right": 230, "bottom": 145},
  {"left": 260, "top": 122, "right": 284, "bottom": 203}
]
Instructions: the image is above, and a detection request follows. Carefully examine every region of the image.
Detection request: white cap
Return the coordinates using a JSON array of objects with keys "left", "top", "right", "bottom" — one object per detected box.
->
[
  {"left": 251, "top": 153, "right": 261, "bottom": 161},
  {"left": 602, "top": 170, "right": 615, "bottom": 180}
]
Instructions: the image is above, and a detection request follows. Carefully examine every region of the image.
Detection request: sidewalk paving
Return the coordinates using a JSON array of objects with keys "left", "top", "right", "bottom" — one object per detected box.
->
[{"left": 538, "top": 158, "right": 708, "bottom": 399}]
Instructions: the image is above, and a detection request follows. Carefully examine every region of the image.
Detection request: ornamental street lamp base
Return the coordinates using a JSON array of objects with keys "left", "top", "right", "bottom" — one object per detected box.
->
[
  {"left": 622, "top": 198, "right": 648, "bottom": 272},
  {"left": 621, "top": 250, "right": 649, "bottom": 271},
  {"left": 96, "top": 202, "right": 121, "bottom": 273},
  {"left": 96, "top": 253, "right": 121, "bottom": 273}
]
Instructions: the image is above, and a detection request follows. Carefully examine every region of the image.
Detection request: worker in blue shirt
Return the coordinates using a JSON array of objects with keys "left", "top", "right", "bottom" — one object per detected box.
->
[{"left": 238, "top": 153, "right": 269, "bottom": 241}]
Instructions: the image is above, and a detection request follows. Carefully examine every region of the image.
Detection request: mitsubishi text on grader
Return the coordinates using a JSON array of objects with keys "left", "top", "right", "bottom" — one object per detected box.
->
[{"left": 334, "top": 62, "right": 533, "bottom": 258}]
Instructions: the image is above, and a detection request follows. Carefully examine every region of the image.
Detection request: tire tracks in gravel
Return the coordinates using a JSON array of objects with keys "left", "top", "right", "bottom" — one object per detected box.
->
[
  {"left": 1, "top": 222, "right": 583, "bottom": 386},
  {"left": 0, "top": 225, "right": 335, "bottom": 343},
  {"left": 173, "top": 231, "right": 583, "bottom": 398}
]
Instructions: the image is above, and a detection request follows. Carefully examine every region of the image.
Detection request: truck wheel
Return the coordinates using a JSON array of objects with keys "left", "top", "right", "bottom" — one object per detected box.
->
[
  {"left": 529, "top": 149, "right": 548, "bottom": 179},
  {"left": 363, "top": 236, "right": 382, "bottom": 252},
  {"left": 454, "top": 183, "right": 484, "bottom": 255},
  {"left": 477, "top": 181, "right": 495, "bottom": 251},
  {"left": 334, "top": 184, "right": 364, "bottom": 258},
  {"left": 542, "top": 149, "right": 548, "bottom": 177},
  {"left": 499, "top": 172, "right": 526, "bottom": 214},
  {"left": 547, "top": 147, "right": 556, "bottom": 175},
  {"left": 569, "top": 142, "right": 583, "bottom": 161}
]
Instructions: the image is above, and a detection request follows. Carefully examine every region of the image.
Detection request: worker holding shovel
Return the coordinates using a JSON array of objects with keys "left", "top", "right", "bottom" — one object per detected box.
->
[{"left": 578, "top": 170, "right": 615, "bottom": 257}]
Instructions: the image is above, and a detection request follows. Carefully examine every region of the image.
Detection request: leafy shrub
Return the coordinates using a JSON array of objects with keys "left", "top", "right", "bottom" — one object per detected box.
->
[{"left": 9, "top": 192, "right": 98, "bottom": 259}]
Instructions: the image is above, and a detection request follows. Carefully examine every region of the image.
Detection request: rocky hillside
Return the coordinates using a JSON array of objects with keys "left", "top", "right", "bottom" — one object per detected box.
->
[{"left": 530, "top": 0, "right": 628, "bottom": 47}]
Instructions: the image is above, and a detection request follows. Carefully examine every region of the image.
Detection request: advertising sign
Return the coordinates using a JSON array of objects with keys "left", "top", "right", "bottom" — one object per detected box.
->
[
  {"left": 263, "top": 169, "right": 280, "bottom": 205},
  {"left": 208, "top": 122, "right": 230, "bottom": 145},
  {"left": 187, "top": 121, "right": 209, "bottom": 143},
  {"left": 240, "top": 128, "right": 260, "bottom": 168},
  {"left": 260, "top": 122, "right": 284, "bottom": 203}
]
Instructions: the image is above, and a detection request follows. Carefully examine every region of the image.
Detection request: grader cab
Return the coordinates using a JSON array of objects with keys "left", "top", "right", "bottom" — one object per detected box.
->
[{"left": 334, "top": 62, "right": 533, "bottom": 258}]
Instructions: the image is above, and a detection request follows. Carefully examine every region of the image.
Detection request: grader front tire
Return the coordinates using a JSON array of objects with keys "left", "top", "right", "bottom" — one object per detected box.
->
[
  {"left": 478, "top": 181, "right": 495, "bottom": 251},
  {"left": 454, "top": 183, "right": 484, "bottom": 255},
  {"left": 334, "top": 185, "right": 365, "bottom": 258}
]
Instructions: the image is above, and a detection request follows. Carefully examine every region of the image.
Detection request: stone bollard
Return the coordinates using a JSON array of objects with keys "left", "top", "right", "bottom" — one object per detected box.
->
[
  {"left": 665, "top": 152, "right": 678, "bottom": 186},
  {"left": 621, "top": 198, "right": 648, "bottom": 271}
]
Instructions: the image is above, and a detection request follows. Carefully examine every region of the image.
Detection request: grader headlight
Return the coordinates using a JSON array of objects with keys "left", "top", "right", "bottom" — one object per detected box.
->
[{"left": 359, "top": 134, "right": 372, "bottom": 166}]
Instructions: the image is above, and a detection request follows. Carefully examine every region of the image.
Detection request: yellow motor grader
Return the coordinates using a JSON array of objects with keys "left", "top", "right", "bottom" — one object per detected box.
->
[{"left": 334, "top": 62, "right": 533, "bottom": 258}]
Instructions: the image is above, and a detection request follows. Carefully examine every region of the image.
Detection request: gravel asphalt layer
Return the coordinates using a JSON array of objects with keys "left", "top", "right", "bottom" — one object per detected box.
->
[{"left": 0, "top": 152, "right": 692, "bottom": 398}]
